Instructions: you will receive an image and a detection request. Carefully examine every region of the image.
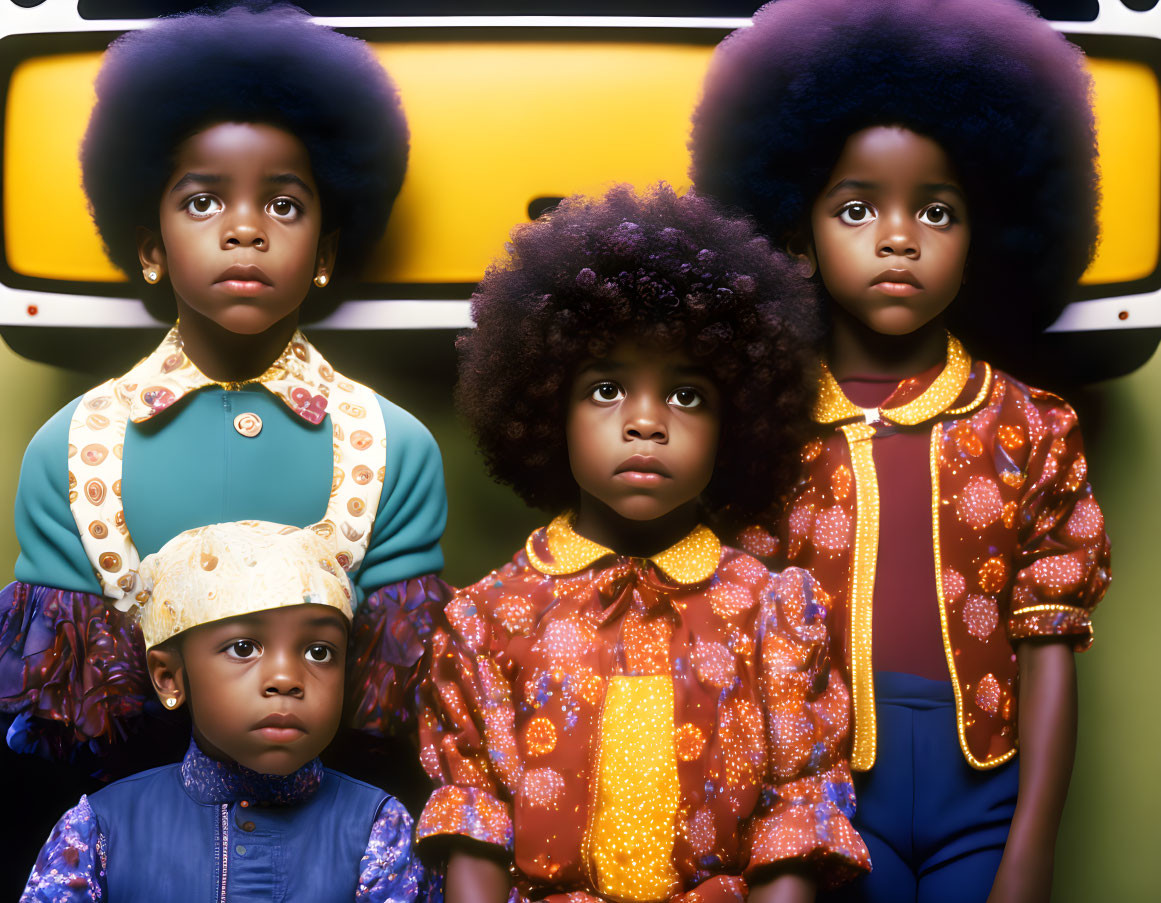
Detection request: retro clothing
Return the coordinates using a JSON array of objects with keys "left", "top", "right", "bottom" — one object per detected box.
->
[
  {"left": 417, "top": 517, "right": 870, "bottom": 901},
  {"left": 1, "top": 329, "right": 449, "bottom": 754},
  {"left": 736, "top": 335, "right": 1110, "bottom": 770},
  {"left": 21, "top": 741, "right": 423, "bottom": 902}
]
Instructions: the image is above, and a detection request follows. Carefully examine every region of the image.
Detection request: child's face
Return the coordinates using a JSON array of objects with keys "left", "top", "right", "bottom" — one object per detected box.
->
[
  {"left": 809, "top": 126, "right": 971, "bottom": 336},
  {"left": 143, "top": 122, "right": 333, "bottom": 335},
  {"left": 152, "top": 604, "right": 347, "bottom": 775},
  {"left": 566, "top": 341, "right": 720, "bottom": 528}
]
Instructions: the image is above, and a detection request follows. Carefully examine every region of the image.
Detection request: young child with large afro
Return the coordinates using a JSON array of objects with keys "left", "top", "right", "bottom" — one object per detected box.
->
[
  {"left": 82, "top": 0, "right": 408, "bottom": 323},
  {"left": 689, "top": 2, "right": 1110, "bottom": 901},
  {"left": 416, "top": 183, "right": 872, "bottom": 903},
  {"left": 0, "top": 0, "right": 448, "bottom": 830}
]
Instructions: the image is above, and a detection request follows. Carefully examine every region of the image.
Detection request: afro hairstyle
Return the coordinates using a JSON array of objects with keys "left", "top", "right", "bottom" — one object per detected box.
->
[
  {"left": 457, "top": 183, "right": 822, "bottom": 520},
  {"left": 690, "top": 0, "right": 1099, "bottom": 358},
  {"left": 81, "top": 1, "right": 408, "bottom": 322}
]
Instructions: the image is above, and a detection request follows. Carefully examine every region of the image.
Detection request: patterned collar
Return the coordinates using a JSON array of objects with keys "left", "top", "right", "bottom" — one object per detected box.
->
[
  {"left": 180, "top": 740, "right": 324, "bottom": 806},
  {"left": 813, "top": 333, "right": 992, "bottom": 428},
  {"left": 119, "top": 327, "right": 337, "bottom": 426},
  {"left": 525, "top": 514, "right": 721, "bottom": 586}
]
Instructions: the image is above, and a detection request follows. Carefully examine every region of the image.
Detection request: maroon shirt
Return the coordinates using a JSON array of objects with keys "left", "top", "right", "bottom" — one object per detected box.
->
[{"left": 840, "top": 366, "right": 949, "bottom": 681}]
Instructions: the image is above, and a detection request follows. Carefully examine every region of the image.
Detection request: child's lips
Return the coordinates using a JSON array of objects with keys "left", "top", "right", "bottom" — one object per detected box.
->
[
  {"left": 871, "top": 281, "right": 922, "bottom": 298},
  {"left": 870, "top": 268, "right": 923, "bottom": 297},
  {"left": 254, "top": 726, "right": 306, "bottom": 743},
  {"left": 215, "top": 264, "right": 272, "bottom": 296},
  {"left": 216, "top": 279, "right": 271, "bottom": 296},
  {"left": 615, "top": 455, "right": 671, "bottom": 485},
  {"left": 252, "top": 712, "right": 306, "bottom": 742}
]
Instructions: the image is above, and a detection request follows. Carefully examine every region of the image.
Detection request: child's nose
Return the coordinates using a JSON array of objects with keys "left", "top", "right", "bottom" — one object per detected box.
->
[
  {"left": 876, "top": 212, "right": 919, "bottom": 259},
  {"left": 261, "top": 651, "right": 304, "bottom": 698},
  {"left": 623, "top": 401, "right": 668, "bottom": 442},
  {"left": 222, "top": 206, "right": 267, "bottom": 250}
]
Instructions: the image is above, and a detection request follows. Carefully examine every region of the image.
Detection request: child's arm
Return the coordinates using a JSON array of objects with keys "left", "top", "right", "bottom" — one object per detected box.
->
[
  {"left": 989, "top": 392, "right": 1108, "bottom": 903},
  {"left": 747, "top": 868, "right": 817, "bottom": 903},
  {"left": 986, "top": 641, "right": 1077, "bottom": 903},
  {"left": 446, "top": 841, "right": 512, "bottom": 903},
  {"left": 358, "top": 796, "right": 430, "bottom": 903},
  {"left": 414, "top": 584, "right": 519, "bottom": 890},
  {"left": 746, "top": 568, "right": 870, "bottom": 894},
  {"left": 21, "top": 796, "right": 105, "bottom": 902}
]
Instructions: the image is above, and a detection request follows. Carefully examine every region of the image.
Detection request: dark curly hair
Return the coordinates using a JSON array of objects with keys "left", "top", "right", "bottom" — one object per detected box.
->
[
  {"left": 81, "top": 2, "right": 408, "bottom": 321},
  {"left": 457, "top": 183, "right": 822, "bottom": 519},
  {"left": 690, "top": 0, "right": 1098, "bottom": 358}
]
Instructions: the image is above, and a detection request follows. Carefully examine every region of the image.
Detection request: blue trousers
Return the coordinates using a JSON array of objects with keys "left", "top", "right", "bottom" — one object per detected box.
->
[{"left": 822, "top": 671, "right": 1019, "bottom": 903}]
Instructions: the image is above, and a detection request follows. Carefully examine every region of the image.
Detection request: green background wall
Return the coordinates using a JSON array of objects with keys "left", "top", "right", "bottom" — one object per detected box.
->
[{"left": 1, "top": 329, "right": 1157, "bottom": 897}]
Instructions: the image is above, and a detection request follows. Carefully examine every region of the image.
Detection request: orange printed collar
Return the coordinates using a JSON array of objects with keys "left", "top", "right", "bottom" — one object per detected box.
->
[
  {"left": 118, "top": 327, "right": 337, "bottom": 426},
  {"left": 813, "top": 333, "right": 991, "bottom": 427},
  {"left": 525, "top": 514, "right": 721, "bottom": 586}
]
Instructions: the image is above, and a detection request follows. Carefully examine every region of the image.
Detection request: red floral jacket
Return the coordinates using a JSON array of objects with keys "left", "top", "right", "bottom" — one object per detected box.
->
[{"left": 736, "top": 336, "right": 1110, "bottom": 770}]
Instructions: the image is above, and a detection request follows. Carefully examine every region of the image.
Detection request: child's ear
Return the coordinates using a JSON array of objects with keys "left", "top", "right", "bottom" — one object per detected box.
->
[
  {"left": 786, "top": 231, "right": 817, "bottom": 279},
  {"left": 147, "top": 646, "right": 186, "bottom": 711},
  {"left": 313, "top": 230, "right": 340, "bottom": 288},
  {"left": 136, "top": 226, "right": 167, "bottom": 287}
]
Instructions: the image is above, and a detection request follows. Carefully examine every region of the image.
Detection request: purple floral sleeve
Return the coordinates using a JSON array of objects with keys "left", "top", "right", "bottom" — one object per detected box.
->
[
  {"left": 20, "top": 796, "right": 106, "bottom": 902},
  {"left": 357, "top": 795, "right": 429, "bottom": 903},
  {"left": 347, "top": 575, "right": 454, "bottom": 737}
]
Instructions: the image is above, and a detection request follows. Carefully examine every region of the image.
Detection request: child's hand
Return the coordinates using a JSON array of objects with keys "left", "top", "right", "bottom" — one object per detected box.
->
[{"left": 446, "top": 841, "right": 511, "bottom": 903}]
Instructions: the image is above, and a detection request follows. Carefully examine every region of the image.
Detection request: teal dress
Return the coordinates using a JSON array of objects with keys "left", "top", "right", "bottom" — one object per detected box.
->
[{"left": 0, "top": 330, "right": 449, "bottom": 761}]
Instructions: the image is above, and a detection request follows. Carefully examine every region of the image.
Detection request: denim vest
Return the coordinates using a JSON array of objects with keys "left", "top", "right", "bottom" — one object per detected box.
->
[{"left": 88, "top": 761, "right": 386, "bottom": 901}]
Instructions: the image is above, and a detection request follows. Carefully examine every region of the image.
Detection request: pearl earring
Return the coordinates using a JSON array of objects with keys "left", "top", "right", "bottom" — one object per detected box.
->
[
  {"left": 145, "top": 270, "right": 159, "bottom": 283},
  {"left": 164, "top": 696, "right": 178, "bottom": 709},
  {"left": 314, "top": 273, "right": 329, "bottom": 288}
]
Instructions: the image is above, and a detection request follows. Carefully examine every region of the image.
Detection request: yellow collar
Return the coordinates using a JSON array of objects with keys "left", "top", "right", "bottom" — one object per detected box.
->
[
  {"left": 119, "top": 327, "right": 338, "bottom": 425},
  {"left": 525, "top": 514, "right": 721, "bottom": 586},
  {"left": 813, "top": 333, "right": 989, "bottom": 427}
]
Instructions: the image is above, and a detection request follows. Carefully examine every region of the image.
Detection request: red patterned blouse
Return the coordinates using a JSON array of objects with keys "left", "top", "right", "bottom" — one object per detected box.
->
[{"left": 416, "top": 516, "right": 870, "bottom": 903}]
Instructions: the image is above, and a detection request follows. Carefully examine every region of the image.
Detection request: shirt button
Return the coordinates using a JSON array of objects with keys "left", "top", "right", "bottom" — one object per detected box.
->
[
  {"left": 236, "top": 845, "right": 247, "bottom": 856},
  {"left": 241, "top": 821, "right": 255, "bottom": 832},
  {"left": 233, "top": 412, "right": 262, "bottom": 437}
]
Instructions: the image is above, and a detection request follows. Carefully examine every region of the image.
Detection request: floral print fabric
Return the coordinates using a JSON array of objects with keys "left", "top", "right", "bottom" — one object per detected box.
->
[{"left": 417, "top": 519, "right": 870, "bottom": 896}]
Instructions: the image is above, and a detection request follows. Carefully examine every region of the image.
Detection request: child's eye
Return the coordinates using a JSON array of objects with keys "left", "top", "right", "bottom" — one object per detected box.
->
[
  {"left": 918, "top": 204, "right": 954, "bottom": 228},
  {"left": 266, "top": 197, "right": 301, "bottom": 221},
  {"left": 589, "top": 382, "right": 625, "bottom": 403},
  {"left": 185, "top": 195, "right": 222, "bottom": 218},
  {"left": 837, "top": 202, "right": 876, "bottom": 225},
  {"left": 305, "top": 644, "right": 334, "bottom": 664},
  {"left": 225, "top": 640, "right": 259, "bottom": 660},
  {"left": 667, "top": 387, "right": 703, "bottom": 409}
]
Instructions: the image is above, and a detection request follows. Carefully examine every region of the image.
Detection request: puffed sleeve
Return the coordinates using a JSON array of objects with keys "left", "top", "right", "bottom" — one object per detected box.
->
[
  {"left": 20, "top": 795, "right": 106, "bottom": 902},
  {"left": 414, "top": 581, "right": 521, "bottom": 854},
  {"left": 744, "top": 567, "right": 870, "bottom": 889},
  {"left": 345, "top": 397, "right": 451, "bottom": 737},
  {"left": 2, "top": 402, "right": 151, "bottom": 761},
  {"left": 1006, "top": 394, "right": 1110, "bottom": 650},
  {"left": 358, "top": 795, "right": 426, "bottom": 903},
  {"left": 347, "top": 575, "right": 455, "bottom": 737},
  {"left": 356, "top": 396, "right": 448, "bottom": 595}
]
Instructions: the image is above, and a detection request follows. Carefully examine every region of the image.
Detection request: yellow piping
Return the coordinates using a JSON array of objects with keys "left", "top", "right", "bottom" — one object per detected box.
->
[{"left": 842, "top": 420, "right": 880, "bottom": 772}]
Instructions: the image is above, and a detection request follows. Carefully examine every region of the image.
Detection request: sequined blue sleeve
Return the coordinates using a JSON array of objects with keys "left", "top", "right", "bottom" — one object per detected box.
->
[
  {"left": 20, "top": 795, "right": 106, "bottom": 902},
  {"left": 357, "top": 795, "right": 427, "bottom": 903}
]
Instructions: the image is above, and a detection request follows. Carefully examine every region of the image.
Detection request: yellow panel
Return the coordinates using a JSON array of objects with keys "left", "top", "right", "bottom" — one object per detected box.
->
[
  {"left": 3, "top": 42, "right": 1159, "bottom": 288},
  {"left": 1083, "top": 58, "right": 1161, "bottom": 284},
  {"left": 4, "top": 42, "right": 710, "bottom": 285},
  {"left": 370, "top": 42, "right": 707, "bottom": 283},
  {"left": 4, "top": 53, "right": 108, "bottom": 280}
]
